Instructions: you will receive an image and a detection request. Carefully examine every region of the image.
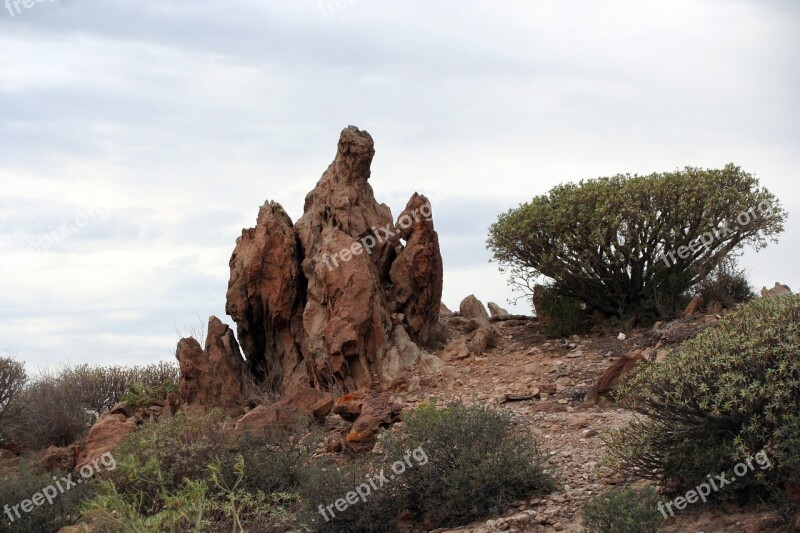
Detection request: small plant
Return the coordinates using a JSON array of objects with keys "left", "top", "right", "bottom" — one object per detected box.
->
[
  {"left": 582, "top": 486, "right": 662, "bottom": 533},
  {"left": 690, "top": 256, "right": 755, "bottom": 308},
  {"left": 0, "top": 465, "right": 92, "bottom": 533},
  {"left": 120, "top": 382, "right": 178, "bottom": 409},
  {"left": 382, "top": 399, "right": 554, "bottom": 528}
]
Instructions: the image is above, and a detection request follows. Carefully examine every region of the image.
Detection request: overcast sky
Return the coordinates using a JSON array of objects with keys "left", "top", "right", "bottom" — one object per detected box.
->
[{"left": 1, "top": 0, "right": 798, "bottom": 372}]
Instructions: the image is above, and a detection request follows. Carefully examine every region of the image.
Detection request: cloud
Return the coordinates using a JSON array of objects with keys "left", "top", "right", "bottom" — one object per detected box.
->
[{"left": 1, "top": 0, "right": 798, "bottom": 370}]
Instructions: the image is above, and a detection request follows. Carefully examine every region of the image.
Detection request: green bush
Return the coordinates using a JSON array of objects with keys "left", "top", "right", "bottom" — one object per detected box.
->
[
  {"left": 105, "top": 409, "right": 231, "bottom": 512},
  {"left": 582, "top": 486, "right": 662, "bottom": 533},
  {"left": 609, "top": 295, "right": 800, "bottom": 497},
  {"left": 299, "top": 457, "right": 406, "bottom": 533},
  {"left": 0, "top": 465, "right": 92, "bottom": 533},
  {"left": 487, "top": 164, "right": 785, "bottom": 319},
  {"left": 537, "top": 285, "right": 588, "bottom": 338},
  {"left": 382, "top": 399, "right": 553, "bottom": 528},
  {"left": 83, "top": 456, "right": 301, "bottom": 533},
  {"left": 119, "top": 382, "right": 177, "bottom": 410}
]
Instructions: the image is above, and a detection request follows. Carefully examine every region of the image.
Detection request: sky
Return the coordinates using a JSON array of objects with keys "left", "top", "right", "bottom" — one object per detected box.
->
[{"left": 1, "top": 0, "right": 798, "bottom": 371}]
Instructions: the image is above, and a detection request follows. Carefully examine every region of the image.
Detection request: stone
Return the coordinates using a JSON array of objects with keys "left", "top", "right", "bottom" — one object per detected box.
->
[
  {"left": 333, "top": 389, "right": 402, "bottom": 454},
  {"left": 761, "top": 282, "right": 792, "bottom": 298},
  {"left": 459, "top": 294, "right": 491, "bottom": 327},
  {"left": 109, "top": 401, "right": 134, "bottom": 418},
  {"left": 176, "top": 316, "right": 249, "bottom": 415},
  {"left": 75, "top": 413, "right": 136, "bottom": 471},
  {"left": 439, "top": 302, "right": 454, "bottom": 318},
  {"left": 487, "top": 302, "right": 510, "bottom": 318},
  {"left": 683, "top": 295, "right": 703, "bottom": 317},
  {"left": 42, "top": 445, "right": 77, "bottom": 472},
  {"left": 585, "top": 352, "right": 647, "bottom": 402}
]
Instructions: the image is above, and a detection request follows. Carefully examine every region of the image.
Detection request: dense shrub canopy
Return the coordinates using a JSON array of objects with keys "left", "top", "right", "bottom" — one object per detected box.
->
[
  {"left": 609, "top": 295, "right": 800, "bottom": 496},
  {"left": 487, "top": 164, "right": 785, "bottom": 317},
  {"left": 0, "top": 354, "right": 26, "bottom": 421}
]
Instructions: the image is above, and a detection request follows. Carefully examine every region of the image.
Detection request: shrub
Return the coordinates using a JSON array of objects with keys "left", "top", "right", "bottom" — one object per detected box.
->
[
  {"left": 299, "top": 457, "right": 406, "bottom": 533},
  {"left": 536, "top": 285, "right": 588, "bottom": 338},
  {"left": 83, "top": 457, "right": 301, "bottom": 533},
  {"left": 105, "top": 409, "right": 231, "bottom": 512},
  {"left": 690, "top": 256, "right": 755, "bottom": 308},
  {"left": 0, "top": 354, "right": 26, "bottom": 438},
  {"left": 1, "top": 362, "right": 179, "bottom": 449},
  {"left": 609, "top": 295, "right": 800, "bottom": 497},
  {"left": 119, "top": 382, "right": 177, "bottom": 410},
  {"left": 381, "top": 399, "right": 553, "bottom": 528},
  {"left": 582, "top": 486, "right": 663, "bottom": 533},
  {"left": 0, "top": 465, "right": 92, "bottom": 533},
  {"left": 487, "top": 164, "right": 785, "bottom": 319}
]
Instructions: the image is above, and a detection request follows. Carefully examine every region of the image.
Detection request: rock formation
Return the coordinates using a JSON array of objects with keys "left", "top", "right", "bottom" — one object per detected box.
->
[{"left": 220, "top": 126, "right": 443, "bottom": 400}]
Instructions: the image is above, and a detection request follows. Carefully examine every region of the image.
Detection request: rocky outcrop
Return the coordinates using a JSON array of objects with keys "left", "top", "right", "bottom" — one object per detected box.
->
[
  {"left": 459, "top": 294, "right": 491, "bottom": 328},
  {"left": 42, "top": 445, "right": 77, "bottom": 473},
  {"left": 75, "top": 413, "right": 136, "bottom": 471},
  {"left": 332, "top": 389, "right": 402, "bottom": 454},
  {"left": 176, "top": 316, "right": 250, "bottom": 415},
  {"left": 761, "top": 282, "right": 792, "bottom": 298},
  {"left": 223, "top": 126, "right": 443, "bottom": 398},
  {"left": 487, "top": 302, "right": 509, "bottom": 318}
]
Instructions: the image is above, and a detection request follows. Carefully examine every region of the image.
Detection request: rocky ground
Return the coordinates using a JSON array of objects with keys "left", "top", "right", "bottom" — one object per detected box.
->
[{"left": 373, "top": 317, "right": 787, "bottom": 533}]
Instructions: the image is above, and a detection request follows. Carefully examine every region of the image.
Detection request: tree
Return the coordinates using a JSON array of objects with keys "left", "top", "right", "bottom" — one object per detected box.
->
[
  {"left": 487, "top": 164, "right": 785, "bottom": 318},
  {"left": 0, "top": 354, "right": 26, "bottom": 440}
]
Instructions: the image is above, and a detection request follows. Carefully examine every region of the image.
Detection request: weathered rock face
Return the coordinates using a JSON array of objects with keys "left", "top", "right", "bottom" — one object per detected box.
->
[
  {"left": 224, "top": 126, "right": 443, "bottom": 398},
  {"left": 176, "top": 316, "right": 250, "bottom": 414},
  {"left": 75, "top": 413, "right": 136, "bottom": 472}
]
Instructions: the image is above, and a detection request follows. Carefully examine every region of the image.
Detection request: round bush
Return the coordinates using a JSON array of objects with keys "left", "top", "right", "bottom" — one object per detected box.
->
[{"left": 610, "top": 295, "right": 800, "bottom": 497}]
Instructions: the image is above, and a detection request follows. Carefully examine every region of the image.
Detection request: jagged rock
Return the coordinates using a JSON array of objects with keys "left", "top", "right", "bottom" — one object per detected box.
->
[
  {"left": 176, "top": 316, "right": 249, "bottom": 415},
  {"left": 487, "top": 302, "right": 509, "bottom": 318},
  {"left": 75, "top": 413, "right": 136, "bottom": 471},
  {"left": 333, "top": 389, "right": 402, "bottom": 454},
  {"left": 221, "top": 126, "right": 443, "bottom": 399},
  {"left": 234, "top": 387, "right": 335, "bottom": 436},
  {"left": 585, "top": 352, "right": 647, "bottom": 402},
  {"left": 441, "top": 325, "right": 496, "bottom": 361},
  {"left": 42, "top": 445, "right": 77, "bottom": 473},
  {"left": 459, "top": 294, "right": 491, "bottom": 327},
  {"left": 682, "top": 296, "right": 703, "bottom": 317},
  {"left": 109, "top": 402, "right": 134, "bottom": 418},
  {"left": 439, "top": 302, "right": 453, "bottom": 318},
  {"left": 761, "top": 282, "right": 792, "bottom": 298}
]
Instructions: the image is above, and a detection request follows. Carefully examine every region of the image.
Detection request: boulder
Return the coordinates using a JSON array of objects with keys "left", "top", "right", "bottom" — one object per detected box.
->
[
  {"left": 761, "top": 282, "right": 792, "bottom": 298},
  {"left": 439, "top": 302, "right": 453, "bottom": 318},
  {"left": 459, "top": 294, "right": 491, "bottom": 327},
  {"left": 176, "top": 316, "right": 250, "bottom": 415},
  {"left": 440, "top": 325, "right": 496, "bottom": 361},
  {"left": 682, "top": 296, "right": 703, "bottom": 317},
  {"left": 75, "top": 413, "right": 136, "bottom": 471},
  {"left": 487, "top": 302, "right": 509, "bottom": 318},
  {"left": 585, "top": 352, "right": 647, "bottom": 402},
  {"left": 234, "top": 387, "right": 334, "bottom": 436},
  {"left": 333, "top": 389, "right": 402, "bottom": 454},
  {"left": 42, "top": 445, "right": 77, "bottom": 472}
]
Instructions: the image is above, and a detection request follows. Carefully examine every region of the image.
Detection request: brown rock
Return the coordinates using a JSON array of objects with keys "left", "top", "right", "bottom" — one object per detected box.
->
[
  {"left": 333, "top": 389, "right": 402, "bottom": 453},
  {"left": 682, "top": 296, "right": 703, "bottom": 317},
  {"left": 176, "top": 316, "right": 249, "bottom": 415},
  {"left": 459, "top": 294, "right": 491, "bottom": 327},
  {"left": 42, "top": 445, "right": 77, "bottom": 472},
  {"left": 109, "top": 402, "right": 134, "bottom": 418},
  {"left": 441, "top": 325, "right": 496, "bottom": 361},
  {"left": 585, "top": 352, "right": 647, "bottom": 402},
  {"left": 75, "top": 413, "right": 136, "bottom": 471},
  {"left": 761, "top": 282, "right": 792, "bottom": 298},
  {"left": 222, "top": 126, "right": 443, "bottom": 398},
  {"left": 487, "top": 302, "right": 509, "bottom": 318},
  {"left": 439, "top": 302, "right": 453, "bottom": 318}
]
